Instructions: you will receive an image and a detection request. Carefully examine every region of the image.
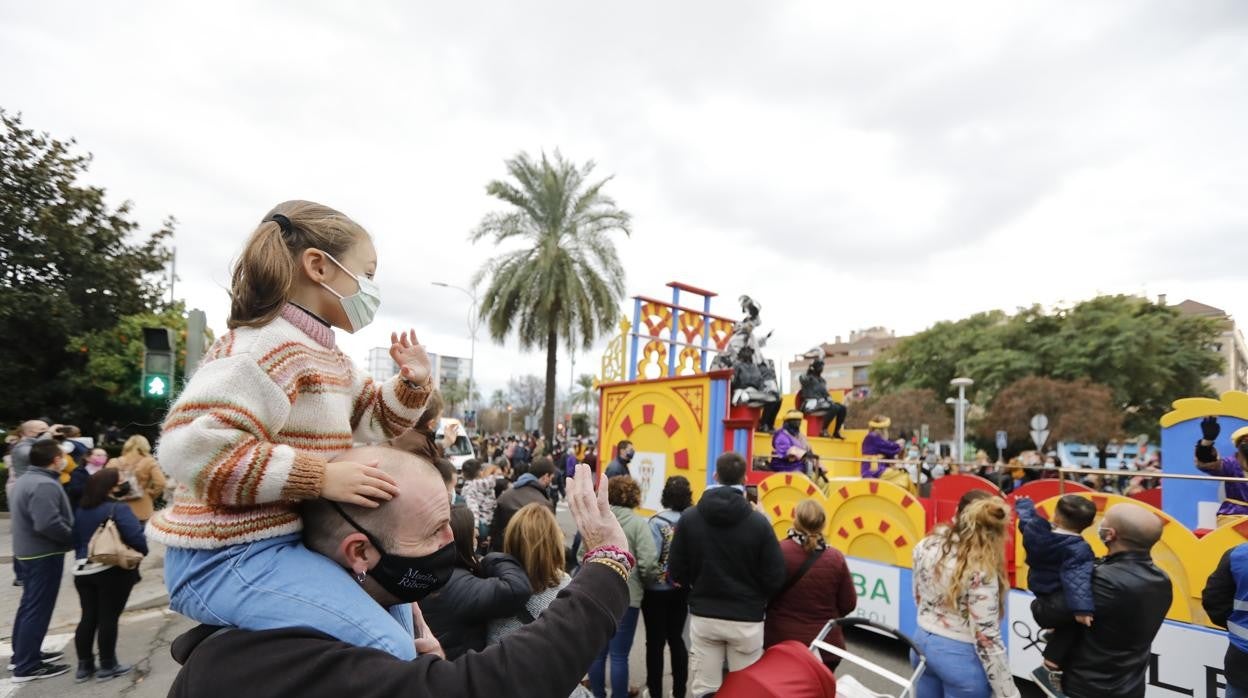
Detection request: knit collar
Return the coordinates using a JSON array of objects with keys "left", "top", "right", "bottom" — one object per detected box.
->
[{"left": 280, "top": 303, "right": 336, "bottom": 349}]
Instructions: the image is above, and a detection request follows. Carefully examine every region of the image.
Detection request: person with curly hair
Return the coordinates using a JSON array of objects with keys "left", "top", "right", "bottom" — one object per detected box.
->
[
  {"left": 579, "top": 476, "right": 659, "bottom": 698},
  {"left": 643, "top": 476, "right": 695, "bottom": 698},
  {"left": 911, "top": 495, "right": 1018, "bottom": 697}
]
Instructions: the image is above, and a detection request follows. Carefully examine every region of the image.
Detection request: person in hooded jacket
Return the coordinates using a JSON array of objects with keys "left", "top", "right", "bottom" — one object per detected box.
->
[
  {"left": 668, "top": 451, "right": 785, "bottom": 697},
  {"left": 421, "top": 505, "right": 531, "bottom": 660},
  {"left": 489, "top": 457, "right": 556, "bottom": 553}
]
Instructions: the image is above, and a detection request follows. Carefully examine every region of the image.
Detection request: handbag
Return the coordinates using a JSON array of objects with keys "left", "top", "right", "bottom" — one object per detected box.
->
[{"left": 88, "top": 504, "right": 144, "bottom": 570}]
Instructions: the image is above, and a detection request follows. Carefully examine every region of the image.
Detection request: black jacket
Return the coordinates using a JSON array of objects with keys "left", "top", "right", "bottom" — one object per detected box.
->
[
  {"left": 1034, "top": 550, "right": 1172, "bottom": 698},
  {"left": 1202, "top": 547, "right": 1248, "bottom": 690},
  {"left": 421, "top": 554, "right": 532, "bottom": 660},
  {"left": 668, "top": 485, "right": 785, "bottom": 622},
  {"left": 168, "top": 562, "right": 628, "bottom": 698},
  {"left": 488, "top": 478, "right": 553, "bottom": 552}
]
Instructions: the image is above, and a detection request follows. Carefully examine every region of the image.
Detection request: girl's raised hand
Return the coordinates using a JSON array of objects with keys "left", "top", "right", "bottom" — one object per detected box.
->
[{"left": 390, "top": 329, "right": 431, "bottom": 385}]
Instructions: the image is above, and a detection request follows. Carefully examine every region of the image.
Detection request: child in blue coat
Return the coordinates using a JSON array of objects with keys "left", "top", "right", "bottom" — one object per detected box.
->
[{"left": 1017, "top": 494, "right": 1097, "bottom": 696}]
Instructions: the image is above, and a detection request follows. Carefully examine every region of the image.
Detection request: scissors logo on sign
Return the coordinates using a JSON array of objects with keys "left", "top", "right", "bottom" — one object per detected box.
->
[{"left": 1012, "top": 620, "right": 1046, "bottom": 652}]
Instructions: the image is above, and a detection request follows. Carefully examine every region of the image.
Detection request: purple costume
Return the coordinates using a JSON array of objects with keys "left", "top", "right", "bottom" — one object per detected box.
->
[
  {"left": 861, "top": 432, "right": 901, "bottom": 478},
  {"left": 1214, "top": 456, "right": 1248, "bottom": 517},
  {"left": 770, "top": 428, "right": 807, "bottom": 473}
]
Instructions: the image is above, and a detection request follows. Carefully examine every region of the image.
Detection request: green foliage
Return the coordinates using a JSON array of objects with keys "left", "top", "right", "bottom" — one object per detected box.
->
[
  {"left": 979, "top": 376, "right": 1124, "bottom": 448},
  {"left": 844, "top": 389, "right": 953, "bottom": 440},
  {"left": 571, "top": 373, "right": 597, "bottom": 415},
  {"left": 471, "top": 150, "right": 630, "bottom": 443},
  {"left": 63, "top": 303, "right": 207, "bottom": 425},
  {"left": 872, "top": 295, "right": 1223, "bottom": 435},
  {"left": 440, "top": 378, "right": 479, "bottom": 417},
  {"left": 0, "top": 110, "right": 173, "bottom": 427}
]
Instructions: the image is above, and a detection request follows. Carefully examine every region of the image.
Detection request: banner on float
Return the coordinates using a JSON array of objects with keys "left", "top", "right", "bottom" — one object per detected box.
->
[
  {"left": 634, "top": 451, "right": 667, "bottom": 512},
  {"left": 1007, "top": 590, "right": 1232, "bottom": 697},
  {"left": 844, "top": 557, "right": 902, "bottom": 629}
]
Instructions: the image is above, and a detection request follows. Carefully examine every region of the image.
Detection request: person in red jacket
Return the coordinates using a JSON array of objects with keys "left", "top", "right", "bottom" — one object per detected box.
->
[{"left": 764, "top": 499, "right": 857, "bottom": 669}]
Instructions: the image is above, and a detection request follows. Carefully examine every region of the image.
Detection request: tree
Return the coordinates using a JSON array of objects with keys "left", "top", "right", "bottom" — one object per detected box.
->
[
  {"left": 471, "top": 151, "right": 630, "bottom": 444},
  {"left": 1, "top": 110, "right": 174, "bottom": 427},
  {"left": 871, "top": 296, "right": 1222, "bottom": 435},
  {"left": 507, "top": 374, "right": 546, "bottom": 428},
  {"left": 979, "top": 376, "right": 1124, "bottom": 449},
  {"left": 843, "top": 389, "right": 953, "bottom": 440},
  {"left": 490, "top": 389, "right": 507, "bottom": 411},
  {"left": 440, "top": 378, "right": 469, "bottom": 417},
  {"left": 572, "top": 373, "right": 597, "bottom": 417},
  {"left": 64, "top": 302, "right": 211, "bottom": 433}
]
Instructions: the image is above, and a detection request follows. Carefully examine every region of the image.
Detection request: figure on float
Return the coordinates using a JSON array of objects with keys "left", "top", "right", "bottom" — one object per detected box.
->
[
  {"left": 769, "top": 410, "right": 826, "bottom": 481},
  {"left": 711, "top": 295, "right": 781, "bottom": 433},
  {"left": 796, "top": 350, "right": 847, "bottom": 440},
  {"left": 860, "top": 415, "right": 917, "bottom": 493},
  {"left": 1195, "top": 418, "right": 1248, "bottom": 527}
]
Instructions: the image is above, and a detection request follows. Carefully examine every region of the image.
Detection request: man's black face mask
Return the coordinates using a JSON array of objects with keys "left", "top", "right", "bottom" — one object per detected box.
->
[{"left": 330, "top": 502, "right": 456, "bottom": 602}]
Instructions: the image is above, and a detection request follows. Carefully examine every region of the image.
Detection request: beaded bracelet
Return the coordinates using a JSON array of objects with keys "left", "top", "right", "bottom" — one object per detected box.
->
[
  {"left": 587, "top": 557, "right": 630, "bottom": 582},
  {"left": 582, "top": 544, "right": 636, "bottom": 570}
]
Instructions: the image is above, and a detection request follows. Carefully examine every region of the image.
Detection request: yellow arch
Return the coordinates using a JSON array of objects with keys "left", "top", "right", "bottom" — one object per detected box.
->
[{"left": 1160, "top": 390, "right": 1248, "bottom": 427}]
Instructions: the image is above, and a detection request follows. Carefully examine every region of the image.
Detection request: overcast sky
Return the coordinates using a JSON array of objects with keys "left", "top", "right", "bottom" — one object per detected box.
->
[{"left": 3, "top": 1, "right": 1246, "bottom": 401}]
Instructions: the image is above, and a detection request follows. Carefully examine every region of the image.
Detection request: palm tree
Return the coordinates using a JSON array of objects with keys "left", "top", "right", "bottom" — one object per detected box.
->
[
  {"left": 572, "top": 373, "right": 597, "bottom": 417},
  {"left": 471, "top": 151, "right": 630, "bottom": 444},
  {"left": 490, "top": 389, "right": 507, "bottom": 411}
]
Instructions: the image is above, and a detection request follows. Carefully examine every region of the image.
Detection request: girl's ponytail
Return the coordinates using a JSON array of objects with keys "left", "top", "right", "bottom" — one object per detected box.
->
[{"left": 227, "top": 200, "right": 369, "bottom": 329}]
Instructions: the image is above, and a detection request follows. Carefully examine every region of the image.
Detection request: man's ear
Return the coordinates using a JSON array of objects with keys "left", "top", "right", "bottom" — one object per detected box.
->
[{"left": 338, "top": 532, "right": 378, "bottom": 575}]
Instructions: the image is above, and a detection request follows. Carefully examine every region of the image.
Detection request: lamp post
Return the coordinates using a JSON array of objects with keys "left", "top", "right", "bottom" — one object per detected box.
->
[
  {"left": 432, "top": 282, "right": 479, "bottom": 417},
  {"left": 950, "top": 377, "right": 974, "bottom": 463}
]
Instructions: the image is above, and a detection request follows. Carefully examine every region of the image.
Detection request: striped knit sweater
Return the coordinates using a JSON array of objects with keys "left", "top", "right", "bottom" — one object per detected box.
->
[{"left": 147, "top": 304, "right": 428, "bottom": 549}]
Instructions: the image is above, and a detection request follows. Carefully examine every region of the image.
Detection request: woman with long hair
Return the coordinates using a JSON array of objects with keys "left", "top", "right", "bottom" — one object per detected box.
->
[
  {"left": 764, "top": 499, "right": 857, "bottom": 670},
  {"left": 911, "top": 495, "right": 1018, "bottom": 697},
  {"left": 421, "top": 505, "right": 531, "bottom": 660},
  {"left": 107, "top": 435, "right": 166, "bottom": 523},
  {"left": 583, "top": 477, "right": 659, "bottom": 698},
  {"left": 488, "top": 503, "right": 573, "bottom": 642},
  {"left": 71, "top": 468, "right": 147, "bottom": 682},
  {"left": 642, "top": 475, "right": 695, "bottom": 698}
]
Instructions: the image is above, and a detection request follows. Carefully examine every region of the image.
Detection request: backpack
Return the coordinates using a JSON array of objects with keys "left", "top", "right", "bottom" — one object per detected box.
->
[{"left": 650, "top": 511, "right": 679, "bottom": 585}]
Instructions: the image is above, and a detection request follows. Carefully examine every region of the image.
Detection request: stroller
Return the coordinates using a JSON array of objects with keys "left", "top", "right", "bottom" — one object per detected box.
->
[{"left": 717, "top": 617, "right": 925, "bottom": 698}]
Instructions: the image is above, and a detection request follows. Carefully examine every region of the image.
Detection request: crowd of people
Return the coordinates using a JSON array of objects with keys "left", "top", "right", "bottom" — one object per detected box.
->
[
  {"left": 4, "top": 419, "right": 161, "bottom": 682},
  {"left": 3, "top": 198, "right": 1242, "bottom": 698}
]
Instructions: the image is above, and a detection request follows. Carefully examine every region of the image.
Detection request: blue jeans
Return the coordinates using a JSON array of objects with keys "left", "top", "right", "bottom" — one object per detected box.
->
[
  {"left": 1228, "top": 684, "right": 1248, "bottom": 698},
  {"left": 590, "top": 605, "right": 640, "bottom": 698},
  {"left": 165, "top": 533, "right": 416, "bottom": 659},
  {"left": 910, "top": 627, "right": 991, "bottom": 698},
  {"left": 11, "top": 554, "right": 65, "bottom": 675}
]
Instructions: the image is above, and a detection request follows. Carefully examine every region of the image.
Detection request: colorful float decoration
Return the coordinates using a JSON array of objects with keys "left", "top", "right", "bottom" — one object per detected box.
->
[{"left": 598, "top": 283, "right": 1248, "bottom": 691}]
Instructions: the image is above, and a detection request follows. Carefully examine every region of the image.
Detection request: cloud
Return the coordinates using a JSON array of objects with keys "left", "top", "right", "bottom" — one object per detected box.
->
[{"left": 2, "top": 0, "right": 1246, "bottom": 399}]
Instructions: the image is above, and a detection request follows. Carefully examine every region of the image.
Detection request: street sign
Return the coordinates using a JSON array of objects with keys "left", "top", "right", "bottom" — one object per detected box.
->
[
  {"left": 996, "top": 431, "right": 1008, "bottom": 450},
  {"left": 1030, "top": 414, "right": 1049, "bottom": 431},
  {"left": 1030, "top": 429, "right": 1050, "bottom": 451}
]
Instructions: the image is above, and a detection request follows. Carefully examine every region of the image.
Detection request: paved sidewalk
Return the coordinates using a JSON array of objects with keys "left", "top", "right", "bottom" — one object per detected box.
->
[{"left": 0, "top": 517, "right": 169, "bottom": 641}]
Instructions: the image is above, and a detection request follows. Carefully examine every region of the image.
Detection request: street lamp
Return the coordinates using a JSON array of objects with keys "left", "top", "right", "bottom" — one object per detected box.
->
[
  {"left": 950, "top": 377, "right": 974, "bottom": 463},
  {"left": 432, "top": 282, "right": 480, "bottom": 418}
]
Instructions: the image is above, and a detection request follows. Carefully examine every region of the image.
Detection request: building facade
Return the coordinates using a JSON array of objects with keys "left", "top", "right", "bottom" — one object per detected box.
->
[
  {"left": 366, "top": 347, "right": 398, "bottom": 382},
  {"left": 1173, "top": 299, "right": 1248, "bottom": 394},
  {"left": 788, "top": 326, "right": 902, "bottom": 398}
]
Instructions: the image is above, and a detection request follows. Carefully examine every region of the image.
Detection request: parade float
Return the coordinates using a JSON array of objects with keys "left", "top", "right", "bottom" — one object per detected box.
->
[{"left": 597, "top": 282, "right": 1248, "bottom": 695}]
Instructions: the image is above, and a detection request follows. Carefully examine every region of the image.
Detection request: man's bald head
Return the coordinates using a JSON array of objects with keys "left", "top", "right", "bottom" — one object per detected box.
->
[
  {"left": 20, "top": 420, "right": 48, "bottom": 438},
  {"left": 1103, "top": 503, "right": 1163, "bottom": 552},
  {"left": 302, "top": 446, "right": 444, "bottom": 558}
]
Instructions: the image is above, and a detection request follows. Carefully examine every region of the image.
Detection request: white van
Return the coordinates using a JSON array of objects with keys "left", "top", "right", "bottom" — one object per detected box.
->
[{"left": 437, "top": 418, "right": 475, "bottom": 471}]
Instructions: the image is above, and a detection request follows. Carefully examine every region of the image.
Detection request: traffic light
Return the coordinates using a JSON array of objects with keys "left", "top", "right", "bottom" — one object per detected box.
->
[{"left": 142, "top": 327, "right": 176, "bottom": 400}]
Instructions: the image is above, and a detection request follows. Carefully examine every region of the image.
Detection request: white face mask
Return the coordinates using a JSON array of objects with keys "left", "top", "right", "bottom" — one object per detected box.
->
[{"left": 319, "top": 252, "right": 380, "bottom": 333}]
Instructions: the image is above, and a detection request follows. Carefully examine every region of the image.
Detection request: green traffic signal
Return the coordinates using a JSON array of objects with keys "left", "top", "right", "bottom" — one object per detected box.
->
[{"left": 142, "top": 373, "right": 171, "bottom": 399}]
